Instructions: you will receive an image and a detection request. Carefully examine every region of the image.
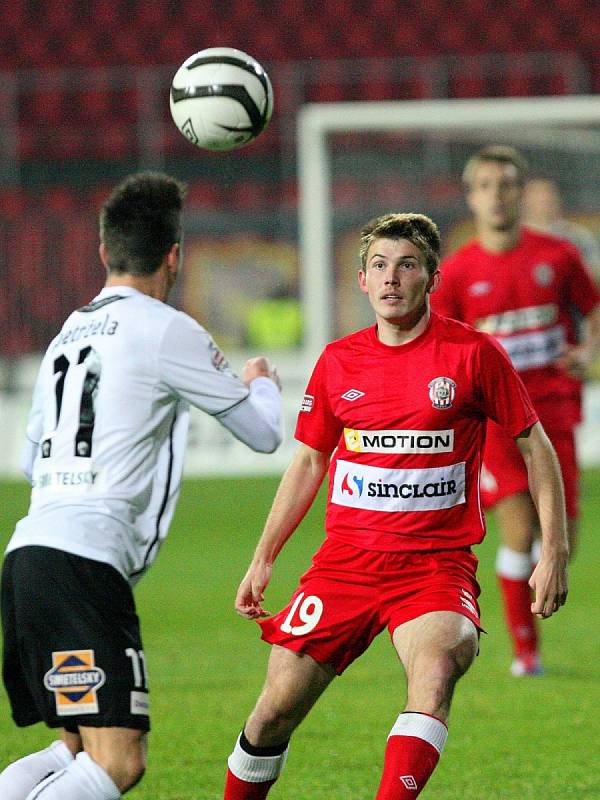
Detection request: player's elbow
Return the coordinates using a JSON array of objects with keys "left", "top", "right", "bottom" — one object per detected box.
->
[{"left": 251, "top": 427, "right": 282, "bottom": 453}]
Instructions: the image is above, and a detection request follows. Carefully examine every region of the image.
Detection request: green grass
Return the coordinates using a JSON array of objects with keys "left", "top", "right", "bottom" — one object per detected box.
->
[{"left": 2, "top": 470, "right": 600, "bottom": 799}]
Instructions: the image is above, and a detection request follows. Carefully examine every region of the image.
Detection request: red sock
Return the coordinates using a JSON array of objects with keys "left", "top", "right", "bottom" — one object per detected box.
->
[
  {"left": 224, "top": 768, "right": 275, "bottom": 799},
  {"left": 498, "top": 576, "right": 538, "bottom": 658},
  {"left": 375, "top": 713, "right": 447, "bottom": 799}
]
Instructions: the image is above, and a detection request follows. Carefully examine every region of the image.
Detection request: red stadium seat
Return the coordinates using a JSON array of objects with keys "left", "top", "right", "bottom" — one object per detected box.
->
[
  {"left": 0, "top": 188, "right": 27, "bottom": 219},
  {"left": 185, "top": 180, "right": 222, "bottom": 209},
  {"left": 95, "top": 121, "right": 136, "bottom": 160}
]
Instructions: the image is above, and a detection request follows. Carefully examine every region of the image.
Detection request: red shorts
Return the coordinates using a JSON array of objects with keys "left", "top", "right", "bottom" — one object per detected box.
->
[
  {"left": 258, "top": 538, "right": 482, "bottom": 674},
  {"left": 481, "top": 422, "right": 579, "bottom": 519}
]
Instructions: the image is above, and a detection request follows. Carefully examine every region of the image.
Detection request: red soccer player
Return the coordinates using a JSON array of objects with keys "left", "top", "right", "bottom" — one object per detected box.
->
[
  {"left": 432, "top": 146, "right": 600, "bottom": 677},
  {"left": 223, "top": 212, "right": 569, "bottom": 800}
]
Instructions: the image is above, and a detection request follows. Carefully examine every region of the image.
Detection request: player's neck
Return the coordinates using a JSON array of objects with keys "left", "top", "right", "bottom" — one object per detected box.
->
[
  {"left": 477, "top": 225, "right": 521, "bottom": 254},
  {"left": 105, "top": 270, "right": 170, "bottom": 302},
  {"left": 376, "top": 305, "right": 431, "bottom": 346}
]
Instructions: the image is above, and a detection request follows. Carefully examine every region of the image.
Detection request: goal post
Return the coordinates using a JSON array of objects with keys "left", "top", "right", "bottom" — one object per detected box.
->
[{"left": 297, "top": 95, "right": 600, "bottom": 361}]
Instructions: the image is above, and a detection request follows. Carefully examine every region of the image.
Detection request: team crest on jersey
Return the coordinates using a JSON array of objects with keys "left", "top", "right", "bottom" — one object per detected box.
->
[
  {"left": 428, "top": 377, "right": 456, "bottom": 409},
  {"left": 43, "top": 650, "right": 106, "bottom": 716},
  {"left": 533, "top": 263, "right": 554, "bottom": 287}
]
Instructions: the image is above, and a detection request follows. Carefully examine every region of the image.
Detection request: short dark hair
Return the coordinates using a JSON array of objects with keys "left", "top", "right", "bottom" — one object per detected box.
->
[
  {"left": 359, "top": 213, "right": 441, "bottom": 275},
  {"left": 462, "top": 145, "right": 529, "bottom": 187},
  {"left": 100, "top": 172, "right": 187, "bottom": 275}
]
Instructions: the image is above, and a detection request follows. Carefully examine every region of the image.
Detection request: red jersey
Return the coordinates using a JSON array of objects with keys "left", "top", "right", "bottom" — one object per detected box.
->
[
  {"left": 295, "top": 313, "right": 537, "bottom": 552},
  {"left": 433, "top": 227, "right": 600, "bottom": 430}
]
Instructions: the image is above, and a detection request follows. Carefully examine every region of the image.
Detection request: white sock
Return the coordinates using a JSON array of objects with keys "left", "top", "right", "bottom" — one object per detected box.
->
[
  {"left": 496, "top": 545, "right": 532, "bottom": 580},
  {"left": 227, "top": 733, "right": 289, "bottom": 783},
  {"left": 0, "top": 741, "right": 74, "bottom": 800},
  {"left": 24, "top": 752, "right": 120, "bottom": 800}
]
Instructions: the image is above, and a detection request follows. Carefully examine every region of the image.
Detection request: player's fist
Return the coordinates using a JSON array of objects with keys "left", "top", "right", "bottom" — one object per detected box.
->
[{"left": 242, "top": 357, "right": 281, "bottom": 390}]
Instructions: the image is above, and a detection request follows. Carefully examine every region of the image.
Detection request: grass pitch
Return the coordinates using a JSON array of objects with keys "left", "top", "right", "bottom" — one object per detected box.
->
[{"left": 1, "top": 470, "right": 599, "bottom": 799}]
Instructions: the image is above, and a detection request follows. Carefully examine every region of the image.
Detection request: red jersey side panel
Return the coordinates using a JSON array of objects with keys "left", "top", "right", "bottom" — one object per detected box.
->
[
  {"left": 294, "top": 314, "right": 537, "bottom": 552},
  {"left": 433, "top": 227, "right": 600, "bottom": 430}
]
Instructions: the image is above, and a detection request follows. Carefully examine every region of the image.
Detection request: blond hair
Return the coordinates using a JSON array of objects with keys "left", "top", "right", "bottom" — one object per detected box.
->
[{"left": 462, "top": 145, "right": 529, "bottom": 187}]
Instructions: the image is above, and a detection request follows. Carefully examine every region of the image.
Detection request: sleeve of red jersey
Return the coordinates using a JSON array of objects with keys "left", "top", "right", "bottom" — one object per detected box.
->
[
  {"left": 563, "top": 244, "right": 600, "bottom": 315},
  {"left": 294, "top": 350, "right": 342, "bottom": 454},
  {"left": 431, "top": 256, "right": 461, "bottom": 319},
  {"left": 476, "top": 334, "right": 539, "bottom": 438}
]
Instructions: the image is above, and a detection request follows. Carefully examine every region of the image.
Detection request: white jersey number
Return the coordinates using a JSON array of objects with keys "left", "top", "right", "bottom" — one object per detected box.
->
[
  {"left": 41, "top": 346, "right": 102, "bottom": 459},
  {"left": 280, "top": 592, "right": 324, "bottom": 636}
]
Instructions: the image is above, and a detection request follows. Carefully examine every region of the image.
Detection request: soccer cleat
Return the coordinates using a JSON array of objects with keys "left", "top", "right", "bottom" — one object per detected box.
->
[{"left": 510, "top": 654, "right": 544, "bottom": 677}]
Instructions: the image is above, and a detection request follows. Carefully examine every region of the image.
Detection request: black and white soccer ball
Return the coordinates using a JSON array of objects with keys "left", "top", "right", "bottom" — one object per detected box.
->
[{"left": 169, "top": 47, "right": 273, "bottom": 152}]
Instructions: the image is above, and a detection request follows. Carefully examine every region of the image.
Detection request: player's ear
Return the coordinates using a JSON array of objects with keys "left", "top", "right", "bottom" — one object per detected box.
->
[
  {"left": 98, "top": 242, "right": 109, "bottom": 270},
  {"left": 426, "top": 270, "right": 441, "bottom": 294},
  {"left": 167, "top": 242, "right": 180, "bottom": 274},
  {"left": 358, "top": 269, "right": 368, "bottom": 294}
]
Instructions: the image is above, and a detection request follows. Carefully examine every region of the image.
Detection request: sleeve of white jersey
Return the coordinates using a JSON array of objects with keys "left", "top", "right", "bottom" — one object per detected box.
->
[
  {"left": 158, "top": 313, "right": 282, "bottom": 453},
  {"left": 21, "top": 364, "right": 46, "bottom": 483}
]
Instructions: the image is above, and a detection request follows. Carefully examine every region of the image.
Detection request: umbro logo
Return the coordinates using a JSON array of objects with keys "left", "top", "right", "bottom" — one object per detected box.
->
[
  {"left": 400, "top": 775, "right": 418, "bottom": 790},
  {"left": 341, "top": 389, "right": 365, "bottom": 402}
]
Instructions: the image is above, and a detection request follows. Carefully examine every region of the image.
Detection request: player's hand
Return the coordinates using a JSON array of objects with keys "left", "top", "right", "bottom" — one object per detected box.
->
[
  {"left": 555, "top": 345, "right": 593, "bottom": 380},
  {"left": 529, "top": 548, "right": 568, "bottom": 619},
  {"left": 235, "top": 560, "right": 273, "bottom": 620},
  {"left": 242, "top": 357, "right": 281, "bottom": 391}
]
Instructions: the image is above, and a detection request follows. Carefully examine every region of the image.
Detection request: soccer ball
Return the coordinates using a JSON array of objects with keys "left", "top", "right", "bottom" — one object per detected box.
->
[{"left": 169, "top": 47, "right": 273, "bottom": 152}]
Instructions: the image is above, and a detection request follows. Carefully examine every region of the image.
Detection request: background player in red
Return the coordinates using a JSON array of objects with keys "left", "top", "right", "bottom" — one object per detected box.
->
[
  {"left": 222, "top": 212, "right": 569, "bottom": 800},
  {"left": 432, "top": 146, "right": 600, "bottom": 676}
]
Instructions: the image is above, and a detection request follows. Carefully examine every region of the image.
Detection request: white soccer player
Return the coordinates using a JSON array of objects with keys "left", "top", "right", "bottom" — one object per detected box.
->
[
  {"left": 0, "top": 172, "right": 283, "bottom": 800},
  {"left": 222, "top": 212, "right": 568, "bottom": 799}
]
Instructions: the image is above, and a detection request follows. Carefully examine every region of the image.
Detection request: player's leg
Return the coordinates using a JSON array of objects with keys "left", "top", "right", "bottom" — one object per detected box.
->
[
  {"left": 494, "top": 491, "right": 543, "bottom": 676},
  {"left": 0, "top": 734, "right": 79, "bottom": 800},
  {"left": 482, "top": 422, "right": 543, "bottom": 675},
  {"left": 225, "top": 645, "right": 336, "bottom": 799},
  {"left": 23, "top": 727, "right": 146, "bottom": 798},
  {"left": 375, "top": 611, "right": 478, "bottom": 799},
  {"left": 0, "top": 555, "right": 81, "bottom": 799},
  {"left": 2, "top": 547, "right": 149, "bottom": 799}
]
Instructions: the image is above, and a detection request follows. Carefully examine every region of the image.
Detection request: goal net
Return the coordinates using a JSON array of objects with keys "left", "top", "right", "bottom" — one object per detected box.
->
[{"left": 296, "top": 96, "right": 600, "bottom": 464}]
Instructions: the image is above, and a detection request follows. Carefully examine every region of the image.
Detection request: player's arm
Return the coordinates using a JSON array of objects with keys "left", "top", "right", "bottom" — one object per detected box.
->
[
  {"left": 557, "top": 303, "right": 600, "bottom": 379},
  {"left": 516, "top": 422, "right": 569, "bottom": 619},
  {"left": 21, "top": 364, "right": 46, "bottom": 483},
  {"left": 235, "top": 443, "right": 331, "bottom": 619},
  {"left": 216, "top": 357, "right": 282, "bottom": 454},
  {"left": 159, "top": 315, "right": 283, "bottom": 453}
]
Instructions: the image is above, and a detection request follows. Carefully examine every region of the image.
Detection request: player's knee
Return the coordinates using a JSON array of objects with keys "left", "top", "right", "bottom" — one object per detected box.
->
[
  {"left": 105, "top": 749, "right": 146, "bottom": 792},
  {"left": 450, "top": 630, "right": 479, "bottom": 677},
  {"left": 414, "top": 637, "right": 477, "bottom": 703},
  {"left": 247, "top": 698, "right": 300, "bottom": 744},
  {"left": 88, "top": 741, "right": 147, "bottom": 793}
]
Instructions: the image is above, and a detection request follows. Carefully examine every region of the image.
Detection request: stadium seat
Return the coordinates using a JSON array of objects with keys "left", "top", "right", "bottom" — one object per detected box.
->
[
  {"left": 0, "top": 188, "right": 27, "bottom": 219},
  {"left": 186, "top": 180, "right": 222, "bottom": 209},
  {"left": 95, "top": 121, "right": 136, "bottom": 160}
]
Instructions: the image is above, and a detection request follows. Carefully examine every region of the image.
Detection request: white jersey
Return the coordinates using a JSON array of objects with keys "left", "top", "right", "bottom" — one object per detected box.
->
[{"left": 7, "top": 286, "right": 282, "bottom": 583}]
